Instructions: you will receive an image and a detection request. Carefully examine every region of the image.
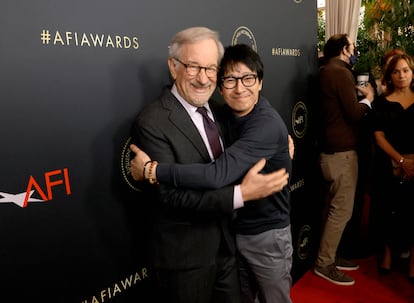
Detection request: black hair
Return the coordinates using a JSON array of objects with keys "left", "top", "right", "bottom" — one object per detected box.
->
[
  {"left": 217, "top": 44, "right": 264, "bottom": 86},
  {"left": 323, "top": 34, "right": 350, "bottom": 59}
]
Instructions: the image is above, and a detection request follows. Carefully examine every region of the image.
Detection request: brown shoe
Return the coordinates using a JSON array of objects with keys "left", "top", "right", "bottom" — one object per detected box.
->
[{"left": 314, "top": 264, "right": 355, "bottom": 286}]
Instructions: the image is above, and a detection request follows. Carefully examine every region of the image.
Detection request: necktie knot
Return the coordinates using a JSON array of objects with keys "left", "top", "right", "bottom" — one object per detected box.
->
[
  {"left": 196, "top": 106, "right": 209, "bottom": 118},
  {"left": 197, "top": 107, "right": 222, "bottom": 160}
]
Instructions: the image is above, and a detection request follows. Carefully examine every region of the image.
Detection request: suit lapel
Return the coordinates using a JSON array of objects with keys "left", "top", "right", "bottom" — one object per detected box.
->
[{"left": 161, "top": 89, "right": 211, "bottom": 162}]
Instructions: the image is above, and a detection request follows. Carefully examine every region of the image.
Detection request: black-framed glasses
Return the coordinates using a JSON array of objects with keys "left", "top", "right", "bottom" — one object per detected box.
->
[
  {"left": 174, "top": 58, "right": 218, "bottom": 77},
  {"left": 221, "top": 74, "right": 258, "bottom": 89}
]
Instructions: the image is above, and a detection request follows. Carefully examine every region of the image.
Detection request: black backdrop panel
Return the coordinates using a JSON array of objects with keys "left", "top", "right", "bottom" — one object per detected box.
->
[{"left": 0, "top": 1, "right": 317, "bottom": 301}]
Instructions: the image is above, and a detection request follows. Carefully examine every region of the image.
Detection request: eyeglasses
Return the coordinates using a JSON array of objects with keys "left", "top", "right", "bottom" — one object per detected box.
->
[
  {"left": 174, "top": 58, "right": 218, "bottom": 77},
  {"left": 221, "top": 74, "right": 258, "bottom": 89}
]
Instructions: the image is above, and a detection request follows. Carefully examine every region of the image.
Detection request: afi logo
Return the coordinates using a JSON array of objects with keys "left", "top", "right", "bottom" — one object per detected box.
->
[
  {"left": 295, "top": 115, "right": 304, "bottom": 125},
  {"left": 0, "top": 168, "right": 71, "bottom": 208}
]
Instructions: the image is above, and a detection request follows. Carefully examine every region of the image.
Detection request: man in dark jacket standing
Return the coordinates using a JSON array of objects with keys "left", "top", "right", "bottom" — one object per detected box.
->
[{"left": 314, "top": 33, "right": 374, "bottom": 286}]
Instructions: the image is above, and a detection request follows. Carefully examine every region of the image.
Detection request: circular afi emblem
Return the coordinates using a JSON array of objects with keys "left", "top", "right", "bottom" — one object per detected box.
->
[
  {"left": 292, "top": 101, "right": 308, "bottom": 139},
  {"left": 120, "top": 136, "right": 141, "bottom": 192},
  {"left": 231, "top": 26, "right": 257, "bottom": 52},
  {"left": 296, "top": 224, "right": 312, "bottom": 260}
]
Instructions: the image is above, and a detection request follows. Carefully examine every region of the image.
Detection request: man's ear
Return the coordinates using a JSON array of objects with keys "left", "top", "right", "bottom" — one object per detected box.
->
[
  {"left": 258, "top": 79, "right": 263, "bottom": 92},
  {"left": 342, "top": 45, "right": 348, "bottom": 56},
  {"left": 168, "top": 58, "right": 177, "bottom": 80}
]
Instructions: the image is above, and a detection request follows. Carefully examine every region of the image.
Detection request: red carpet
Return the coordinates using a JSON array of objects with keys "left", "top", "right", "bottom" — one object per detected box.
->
[{"left": 291, "top": 256, "right": 414, "bottom": 303}]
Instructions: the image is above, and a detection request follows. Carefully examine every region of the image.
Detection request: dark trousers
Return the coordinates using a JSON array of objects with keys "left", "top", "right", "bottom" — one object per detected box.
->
[{"left": 153, "top": 255, "right": 240, "bottom": 303}]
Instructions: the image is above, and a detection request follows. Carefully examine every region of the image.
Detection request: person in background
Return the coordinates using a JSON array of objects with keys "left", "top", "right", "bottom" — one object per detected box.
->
[
  {"left": 129, "top": 27, "right": 289, "bottom": 303},
  {"left": 368, "top": 48, "right": 406, "bottom": 254},
  {"left": 377, "top": 48, "right": 406, "bottom": 96},
  {"left": 371, "top": 53, "right": 414, "bottom": 284},
  {"left": 130, "top": 44, "right": 294, "bottom": 302},
  {"left": 314, "top": 33, "right": 374, "bottom": 286}
]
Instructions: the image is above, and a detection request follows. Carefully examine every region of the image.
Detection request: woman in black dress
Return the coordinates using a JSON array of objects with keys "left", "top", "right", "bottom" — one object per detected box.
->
[{"left": 372, "top": 53, "right": 414, "bottom": 283}]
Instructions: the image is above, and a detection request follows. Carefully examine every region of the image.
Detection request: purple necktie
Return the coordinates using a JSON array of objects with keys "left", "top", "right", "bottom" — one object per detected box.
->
[{"left": 197, "top": 107, "right": 222, "bottom": 159}]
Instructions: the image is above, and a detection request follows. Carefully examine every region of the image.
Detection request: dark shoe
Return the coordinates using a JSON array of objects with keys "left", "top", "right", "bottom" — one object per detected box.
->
[
  {"left": 314, "top": 264, "right": 355, "bottom": 286},
  {"left": 378, "top": 266, "right": 391, "bottom": 275},
  {"left": 335, "top": 257, "right": 359, "bottom": 271}
]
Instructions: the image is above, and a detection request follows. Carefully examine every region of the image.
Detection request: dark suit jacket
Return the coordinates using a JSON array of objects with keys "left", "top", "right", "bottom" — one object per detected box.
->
[
  {"left": 155, "top": 96, "right": 292, "bottom": 235},
  {"left": 131, "top": 87, "right": 235, "bottom": 270}
]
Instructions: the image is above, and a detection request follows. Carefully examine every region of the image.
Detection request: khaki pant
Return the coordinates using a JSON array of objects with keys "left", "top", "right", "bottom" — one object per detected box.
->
[{"left": 316, "top": 150, "right": 358, "bottom": 267}]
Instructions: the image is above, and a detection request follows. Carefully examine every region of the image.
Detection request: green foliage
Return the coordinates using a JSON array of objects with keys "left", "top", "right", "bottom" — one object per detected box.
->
[
  {"left": 318, "top": 0, "right": 414, "bottom": 78},
  {"left": 355, "top": 0, "right": 414, "bottom": 77},
  {"left": 317, "top": 10, "right": 326, "bottom": 52}
]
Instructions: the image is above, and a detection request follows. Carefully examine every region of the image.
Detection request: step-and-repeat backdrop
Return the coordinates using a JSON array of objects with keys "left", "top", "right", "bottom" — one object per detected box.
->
[{"left": 0, "top": 0, "right": 318, "bottom": 301}]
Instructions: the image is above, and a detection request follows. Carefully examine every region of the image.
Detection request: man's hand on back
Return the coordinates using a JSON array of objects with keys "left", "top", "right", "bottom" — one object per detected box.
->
[{"left": 240, "top": 158, "right": 289, "bottom": 202}]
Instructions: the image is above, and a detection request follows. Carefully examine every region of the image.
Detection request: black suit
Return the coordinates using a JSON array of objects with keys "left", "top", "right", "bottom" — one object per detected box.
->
[{"left": 131, "top": 87, "right": 240, "bottom": 303}]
